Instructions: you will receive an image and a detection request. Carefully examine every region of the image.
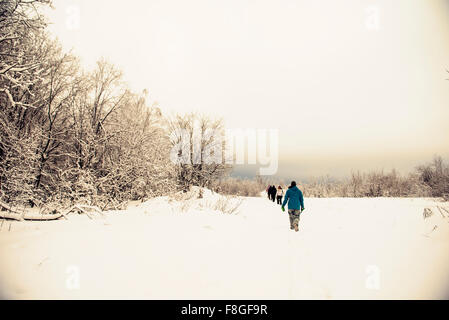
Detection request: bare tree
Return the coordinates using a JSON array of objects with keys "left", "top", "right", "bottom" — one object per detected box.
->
[
  {"left": 169, "top": 113, "right": 232, "bottom": 191},
  {"left": 0, "top": 0, "right": 52, "bottom": 205},
  {"left": 0, "top": 0, "right": 52, "bottom": 109}
]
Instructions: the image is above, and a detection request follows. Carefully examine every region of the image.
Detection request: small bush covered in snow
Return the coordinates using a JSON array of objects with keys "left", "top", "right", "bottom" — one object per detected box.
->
[
  {"left": 155, "top": 187, "right": 244, "bottom": 215},
  {"left": 213, "top": 176, "right": 267, "bottom": 197}
]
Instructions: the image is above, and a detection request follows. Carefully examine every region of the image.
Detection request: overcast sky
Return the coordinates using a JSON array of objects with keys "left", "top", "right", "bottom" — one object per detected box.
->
[{"left": 44, "top": 0, "right": 449, "bottom": 179}]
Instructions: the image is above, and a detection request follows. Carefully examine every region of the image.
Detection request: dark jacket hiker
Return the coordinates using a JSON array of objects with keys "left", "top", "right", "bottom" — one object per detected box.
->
[{"left": 269, "top": 185, "right": 277, "bottom": 202}]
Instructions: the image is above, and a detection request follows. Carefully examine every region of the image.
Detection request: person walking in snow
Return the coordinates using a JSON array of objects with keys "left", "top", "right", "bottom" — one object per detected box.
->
[
  {"left": 266, "top": 185, "right": 272, "bottom": 200},
  {"left": 281, "top": 181, "right": 305, "bottom": 232},
  {"left": 269, "top": 185, "right": 277, "bottom": 202},
  {"left": 276, "top": 186, "right": 284, "bottom": 205}
]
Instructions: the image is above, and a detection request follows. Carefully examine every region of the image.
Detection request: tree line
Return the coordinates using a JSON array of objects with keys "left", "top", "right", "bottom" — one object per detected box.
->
[
  {"left": 301, "top": 157, "right": 448, "bottom": 199},
  {"left": 0, "top": 1, "right": 229, "bottom": 211},
  {"left": 217, "top": 156, "right": 449, "bottom": 200}
]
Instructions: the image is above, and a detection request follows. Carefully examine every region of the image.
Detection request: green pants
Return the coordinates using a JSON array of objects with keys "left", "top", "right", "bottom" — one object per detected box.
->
[{"left": 288, "top": 209, "right": 301, "bottom": 228}]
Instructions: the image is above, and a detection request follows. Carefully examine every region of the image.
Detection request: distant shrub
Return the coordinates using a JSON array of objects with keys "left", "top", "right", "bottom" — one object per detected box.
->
[
  {"left": 416, "top": 156, "right": 449, "bottom": 199},
  {"left": 168, "top": 186, "right": 243, "bottom": 214},
  {"left": 301, "top": 169, "right": 430, "bottom": 199},
  {"left": 213, "top": 176, "right": 266, "bottom": 197}
]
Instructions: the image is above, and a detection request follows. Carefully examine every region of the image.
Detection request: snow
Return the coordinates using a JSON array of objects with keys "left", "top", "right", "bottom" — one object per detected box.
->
[{"left": 0, "top": 191, "right": 449, "bottom": 299}]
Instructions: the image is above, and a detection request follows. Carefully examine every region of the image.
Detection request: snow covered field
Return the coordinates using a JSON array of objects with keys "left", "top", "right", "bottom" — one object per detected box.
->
[{"left": 1, "top": 190, "right": 449, "bottom": 300}]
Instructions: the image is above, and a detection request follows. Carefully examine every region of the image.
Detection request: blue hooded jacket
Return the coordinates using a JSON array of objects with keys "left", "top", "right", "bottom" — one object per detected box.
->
[{"left": 282, "top": 185, "right": 304, "bottom": 210}]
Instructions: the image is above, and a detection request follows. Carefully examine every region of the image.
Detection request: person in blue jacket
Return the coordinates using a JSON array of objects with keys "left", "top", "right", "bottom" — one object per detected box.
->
[{"left": 281, "top": 181, "right": 305, "bottom": 232}]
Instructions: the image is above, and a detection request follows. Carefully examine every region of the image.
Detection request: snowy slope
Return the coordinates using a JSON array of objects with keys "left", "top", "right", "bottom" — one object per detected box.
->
[{"left": 0, "top": 192, "right": 448, "bottom": 299}]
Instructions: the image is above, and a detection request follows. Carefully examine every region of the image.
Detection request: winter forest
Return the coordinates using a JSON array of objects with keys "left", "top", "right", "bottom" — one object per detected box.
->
[
  {"left": 1, "top": 1, "right": 448, "bottom": 217},
  {"left": 0, "top": 0, "right": 236, "bottom": 217}
]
